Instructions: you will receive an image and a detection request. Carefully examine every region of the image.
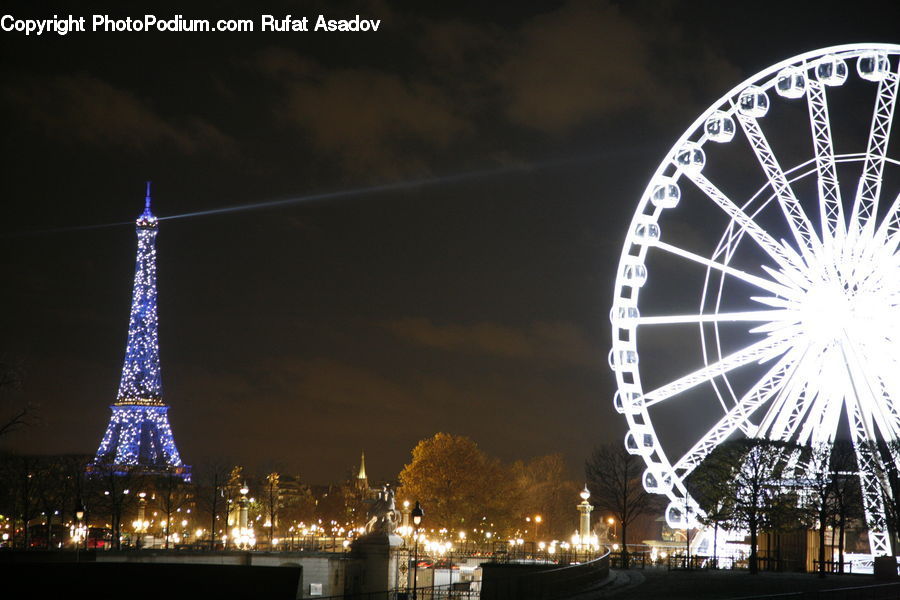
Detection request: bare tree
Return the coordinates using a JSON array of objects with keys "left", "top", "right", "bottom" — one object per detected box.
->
[
  {"left": 585, "top": 444, "right": 657, "bottom": 568},
  {"left": 692, "top": 439, "right": 795, "bottom": 574},
  {"left": 830, "top": 441, "right": 863, "bottom": 573},
  {"left": 87, "top": 467, "right": 141, "bottom": 550},
  {"left": 799, "top": 444, "right": 839, "bottom": 578},
  {"left": 265, "top": 472, "right": 280, "bottom": 548},
  {"left": 193, "top": 459, "right": 232, "bottom": 550},
  {"left": 0, "top": 358, "right": 36, "bottom": 439},
  {"left": 511, "top": 454, "right": 578, "bottom": 540},
  {"left": 156, "top": 470, "right": 192, "bottom": 549},
  {"left": 0, "top": 455, "right": 91, "bottom": 548},
  {"left": 687, "top": 453, "right": 735, "bottom": 568},
  {"left": 0, "top": 455, "right": 42, "bottom": 548},
  {"left": 873, "top": 439, "right": 900, "bottom": 555}
]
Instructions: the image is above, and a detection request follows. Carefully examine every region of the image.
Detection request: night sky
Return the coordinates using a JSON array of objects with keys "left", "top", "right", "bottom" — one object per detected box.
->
[{"left": 1, "top": 1, "right": 899, "bottom": 483}]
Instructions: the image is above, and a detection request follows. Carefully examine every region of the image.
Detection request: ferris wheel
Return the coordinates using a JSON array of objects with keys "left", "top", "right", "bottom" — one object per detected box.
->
[{"left": 609, "top": 44, "right": 900, "bottom": 557}]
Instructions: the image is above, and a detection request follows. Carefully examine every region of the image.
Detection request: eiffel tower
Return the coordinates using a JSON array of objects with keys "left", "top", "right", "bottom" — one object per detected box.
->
[{"left": 89, "top": 183, "right": 190, "bottom": 480}]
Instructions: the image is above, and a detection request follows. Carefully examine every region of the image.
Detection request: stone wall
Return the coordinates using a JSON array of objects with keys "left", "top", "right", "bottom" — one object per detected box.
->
[{"left": 480, "top": 553, "right": 611, "bottom": 600}]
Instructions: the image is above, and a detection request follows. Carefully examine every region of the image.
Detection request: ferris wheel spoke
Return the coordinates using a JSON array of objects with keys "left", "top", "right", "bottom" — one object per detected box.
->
[
  {"left": 843, "top": 337, "right": 900, "bottom": 441},
  {"left": 843, "top": 380, "right": 893, "bottom": 557},
  {"left": 794, "top": 351, "right": 845, "bottom": 446},
  {"left": 671, "top": 346, "right": 805, "bottom": 478},
  {"left": 655, "top": 240, "right": 798, "bottom": 299},
  {"left": 806, "top": 80, "right": 845, "bottom": 244},
  {"left": 753, "top": 344, "right": 823, "bottom": 440},
  {"left": 634, "top": 309, "right": 794, "bottom": 327},
  {"left": 867, "top": 349, "right": 900, "bottom": 421},
  {"left": 737, "top": 112, "right": 822, "bottom": 260},
  {"left": 869, "top": 372, "right": 900, "bottom": 441},
  {"left": 644, "top": 333, "right": 792, "bottom": 407},
  {"left": 851, "top": 69, "right": 899, "bottom": 236},
  {"left": 872, "top": 192, "right": 900, "bottom": 259},
  {"left": 679, "top": 171, "right": 808, "bottom": 280}
]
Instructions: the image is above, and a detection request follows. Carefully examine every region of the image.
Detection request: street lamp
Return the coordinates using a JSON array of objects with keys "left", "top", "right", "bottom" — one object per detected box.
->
[
  {"left": 577, "top": 486, "right": 593, "bottom": 555},
  {"left": 534, "top": 515, "right": 542, "bottom": 543},
  {"left": 74, "top": 503, "right": 85, "bottom": 561},
  {"left": 607, "top": 516, "right": 616, "bottom": 540},
  {"left": 411, "top": 501, "right": 424, "bottom": 600},
  {"left": 402, "top": 501, "right": 411, "bottom": 536},
  {"left": 132, "top": 492, "right": 148, "bottom": 549},
  {"left": 232, "top": 484, "right": 255, "bottom": 550}
]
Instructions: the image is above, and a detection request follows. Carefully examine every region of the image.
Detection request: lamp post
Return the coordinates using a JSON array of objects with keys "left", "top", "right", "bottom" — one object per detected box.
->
[
  {"left": 234, "top": 484, "right": 255, "bottom": 549},
  {"left": 577, "top": 486, "right": 593, "bottom": 557},
  {"left": 534, "top": 515, "right": 542, "bottom": 544},
  {"left": 607, "top": 516, "right": 616, "bottom": 540},
  {"left": 411, "top": 501, "right": 424, "bottom": 600},
  {"left": 402, "top": 500, "right": 411, "bottom": 536},
  {"left": 74, "top": 503, "right": 85, "bottom": 562},
  {"left": 133, "top": 492, "right": 147, "bottom": 548}
]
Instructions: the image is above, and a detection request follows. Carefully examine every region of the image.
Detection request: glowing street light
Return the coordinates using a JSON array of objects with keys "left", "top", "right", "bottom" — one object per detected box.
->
[
  {"left": 411, "top": 501, "right": 424, "bottom": 600},
  {"left": 402, "top": 500, "right": 411, "bottom": 534},
  {"left": 73, "top": 503, "right": 86, "bottom": 561},
  {"left": 577, "top": 486, "right": 593, "bottom": 548}
]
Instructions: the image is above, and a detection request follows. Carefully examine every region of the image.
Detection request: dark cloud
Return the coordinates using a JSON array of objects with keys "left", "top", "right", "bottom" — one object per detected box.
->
[
  {"left": 3, "top": 73, "right": 237, "bottom": 155},
  {"left": 384, "top": 317, "right": 600, "bottom": 368},
  {"left": 493, "top": 0, "right": 660, "bottom": 134},
  {"left": 492, "top": 0, "right": 741, "bottom": 134},
  {"left": 244, "top": 2, "right": 742, "bottom": 179},
  {"left": 255, "top": 49, "right": 472, "bottom": 177}
]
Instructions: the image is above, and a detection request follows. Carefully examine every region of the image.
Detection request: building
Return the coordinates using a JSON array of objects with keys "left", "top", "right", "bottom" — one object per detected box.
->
[{"left": 88, "top": 183, "right": 190, "bottom": 480}]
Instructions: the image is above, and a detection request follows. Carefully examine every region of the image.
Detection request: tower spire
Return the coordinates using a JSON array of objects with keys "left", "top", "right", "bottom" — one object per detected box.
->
[
  {"left": 138, "top": 181, "right": 156, "bottom": 226},
  {"left": 358, "top": 451, "right": 367, "bottom": 480},
  {"left": 90, "top": 184, "right": 189, "bottom": 480}
]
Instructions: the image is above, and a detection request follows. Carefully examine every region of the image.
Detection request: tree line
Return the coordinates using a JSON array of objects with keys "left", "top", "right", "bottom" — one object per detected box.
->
[
  {"left": 4, "top": 425, "right": 894, "bottom": 573},
  {"left": 686, "top": 438, "right": 900, "bottom": 576}
]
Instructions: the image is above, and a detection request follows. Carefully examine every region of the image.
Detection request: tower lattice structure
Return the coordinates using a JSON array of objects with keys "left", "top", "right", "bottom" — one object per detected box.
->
[{"left": 90, "top": 183, "right": 190, "bottom": 480}]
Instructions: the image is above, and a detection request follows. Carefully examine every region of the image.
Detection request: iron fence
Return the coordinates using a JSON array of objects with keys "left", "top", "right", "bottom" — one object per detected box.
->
[{"left": 313, "top": 583, "right": 480, "bottom": 600}]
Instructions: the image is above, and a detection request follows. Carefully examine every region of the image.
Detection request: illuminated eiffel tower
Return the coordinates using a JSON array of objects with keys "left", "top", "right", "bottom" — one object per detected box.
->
[{"left": 89, "top": 183, "right": 190, "bottom": 480}]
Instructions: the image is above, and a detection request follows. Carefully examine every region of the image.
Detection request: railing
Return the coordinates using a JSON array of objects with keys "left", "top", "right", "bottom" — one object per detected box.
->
[
  {"left": 657, "top": 553, "right": 804, "bottom": 572},
  {"left": 812, "top": 560, "right": 854, "bottom": 574},
  {"left": 313, "top": 583, "right": 479, "bottom": 600},
  {"left": 608, "top": 550, "right": 651, "bottom": 569}
]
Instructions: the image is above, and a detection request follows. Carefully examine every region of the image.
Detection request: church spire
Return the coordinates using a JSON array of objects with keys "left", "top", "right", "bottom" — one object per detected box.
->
[{"left": 358, "top": 451, "right": 367, "bottom": 481}]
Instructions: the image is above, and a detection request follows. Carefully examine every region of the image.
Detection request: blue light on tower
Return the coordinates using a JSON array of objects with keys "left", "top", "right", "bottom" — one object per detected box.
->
[{"left": 90, "top": 183, "right": 190, "bottom": 480}]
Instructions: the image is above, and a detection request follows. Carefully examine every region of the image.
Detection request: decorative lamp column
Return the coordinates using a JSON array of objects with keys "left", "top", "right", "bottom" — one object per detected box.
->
[
  {"left": 136, "top": 492, "right": 147, "bottom": 533},
  {"left": 75, "top": 503, "right": 86, "bottom": 560},
  {"left": 577, "top": 486, "right": 593, "bottom": 546},
  {"left": 402, "top": 500, "right": 411, "bottom": 535},
  {"left": 232, "top": 484, "right": 256, "bottom": 549},
  {"left": 239, "top": 485, "right": 249, "bottom": 533},
  {"left": 411, "top": 501, "right": 424, "bottom": 600}
]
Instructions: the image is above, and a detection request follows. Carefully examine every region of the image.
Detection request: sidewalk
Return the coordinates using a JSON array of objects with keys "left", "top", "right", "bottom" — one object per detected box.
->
[{"left": 592, "top": 568, "right": 877, "bottom": 600}]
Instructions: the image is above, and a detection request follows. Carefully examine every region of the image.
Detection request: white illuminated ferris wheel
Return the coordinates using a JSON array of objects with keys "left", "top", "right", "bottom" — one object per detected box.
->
[{"left": 610, "top": 44, "right": 900, "bottom": 556}]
